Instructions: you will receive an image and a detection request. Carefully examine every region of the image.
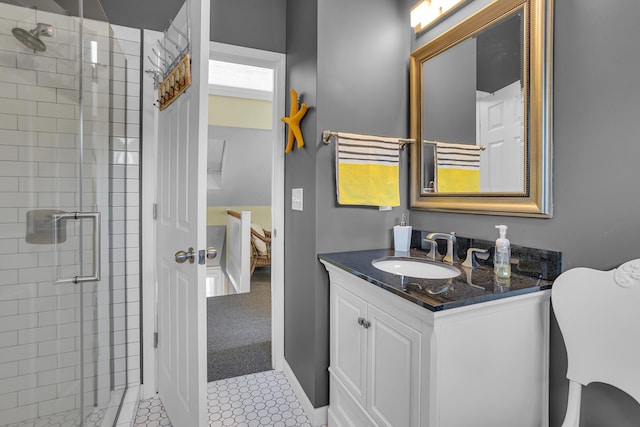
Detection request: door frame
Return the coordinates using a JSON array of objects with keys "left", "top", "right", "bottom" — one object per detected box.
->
[
  {"left": 141, "top": 40, "right": 286, "bottom": 398},
  {"left": 208, "top": 41, "right": 286, "bottom": 372}
]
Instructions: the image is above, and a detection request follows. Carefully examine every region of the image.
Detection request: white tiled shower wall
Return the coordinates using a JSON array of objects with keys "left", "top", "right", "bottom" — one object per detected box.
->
[
  {"left": 0, "top": 3, "right": 141, "bottom": 425},
  {"left": 110, "top": 19, "right": 142, "bottom": 399}
]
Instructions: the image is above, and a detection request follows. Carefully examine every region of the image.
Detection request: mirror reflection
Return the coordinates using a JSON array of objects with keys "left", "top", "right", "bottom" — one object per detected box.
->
[
  {"left": 421, "top": 10, "right": 524, "bottom": 194},
  {"left": 409, "top": 0, "right": 552, "bottom": 217}
]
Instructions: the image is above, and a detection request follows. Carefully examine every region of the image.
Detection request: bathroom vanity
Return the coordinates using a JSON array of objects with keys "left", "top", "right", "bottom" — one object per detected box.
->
[{"left": 319, "top": 248, "right": 558, "bottom": 427}]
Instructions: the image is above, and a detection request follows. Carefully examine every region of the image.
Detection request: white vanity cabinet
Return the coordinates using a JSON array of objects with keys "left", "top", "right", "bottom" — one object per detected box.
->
[
  {"left": 331, "top": 282, "right": 422, "bottom": 427},
  {"left": 322, "top": 262, "right": 551, "bottom": 427}
]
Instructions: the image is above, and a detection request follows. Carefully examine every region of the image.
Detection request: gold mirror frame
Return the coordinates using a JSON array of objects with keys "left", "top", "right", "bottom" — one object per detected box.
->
[{"left": 410, "top": 0, "right": 553, "bottom": 217}]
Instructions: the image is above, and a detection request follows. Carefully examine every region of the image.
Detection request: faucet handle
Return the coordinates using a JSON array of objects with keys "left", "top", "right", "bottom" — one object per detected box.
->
[
  {"left": 448, "top": 232, "right": 460, "bottom": 263},
  {"left": 424, "top": 238, "right": 439, "bottom": 261},
  {"left": 462, "top": 248, "right": 489, "bottom": 269}
]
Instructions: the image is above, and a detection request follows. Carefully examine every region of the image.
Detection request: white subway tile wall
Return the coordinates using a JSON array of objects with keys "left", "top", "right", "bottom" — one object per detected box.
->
[
  {"left": 110, "top": 23, "right": 141, "bottom": 396},
  {"left": 0, "top": 2, "right": 141, "bottom": 425}
]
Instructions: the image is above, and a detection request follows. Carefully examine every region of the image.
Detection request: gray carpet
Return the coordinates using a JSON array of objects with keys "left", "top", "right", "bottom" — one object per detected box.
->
[{"left": 207, "top": 268, "right": 272, "bottom": 382}]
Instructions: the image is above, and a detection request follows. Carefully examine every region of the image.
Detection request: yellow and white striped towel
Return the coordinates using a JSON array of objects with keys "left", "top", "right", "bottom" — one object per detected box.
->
[
  {"left": 435, "top": 141, "right": 481, "bottom": 193},
  {"left": 336, "top": 132, "right": 400, "bottom": 206}
]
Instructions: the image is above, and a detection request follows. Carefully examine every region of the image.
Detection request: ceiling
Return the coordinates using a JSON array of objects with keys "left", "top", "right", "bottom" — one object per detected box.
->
[
  {"left": 99, "top": 0, "right": 185, "bottom": 31},
  {"left": 2, "top": 0, "right": 185, "bottom": 31}
]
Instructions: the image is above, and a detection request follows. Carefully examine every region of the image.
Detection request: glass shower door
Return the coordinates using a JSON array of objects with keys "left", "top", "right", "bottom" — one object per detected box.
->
[{"left": 0, "top": 1, "right": 129, "bottom": 426}]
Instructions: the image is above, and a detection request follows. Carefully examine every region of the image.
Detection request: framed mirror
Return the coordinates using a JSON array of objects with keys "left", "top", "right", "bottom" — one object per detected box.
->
[{"left": 410, "top": 0, "right": 553, "bottom": 217}]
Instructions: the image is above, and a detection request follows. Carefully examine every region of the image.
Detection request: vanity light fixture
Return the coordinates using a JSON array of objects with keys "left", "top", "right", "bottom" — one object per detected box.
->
[{"left": 410, "top": 0, "right": 470, "bottom": 33}]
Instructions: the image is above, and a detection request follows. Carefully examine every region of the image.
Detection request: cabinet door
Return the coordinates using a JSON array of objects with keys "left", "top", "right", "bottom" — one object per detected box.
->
[
  {"left": 368, "top": 305, "right": 421, "bottom": 427},
  {"left": 332, "top": 284, "right": 368, "bottom": 408}
]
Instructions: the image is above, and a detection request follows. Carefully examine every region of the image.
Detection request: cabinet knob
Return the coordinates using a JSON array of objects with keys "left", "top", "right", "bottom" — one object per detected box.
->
[{"left": 357, "top": 317, "right": 371, "bottom": 329}]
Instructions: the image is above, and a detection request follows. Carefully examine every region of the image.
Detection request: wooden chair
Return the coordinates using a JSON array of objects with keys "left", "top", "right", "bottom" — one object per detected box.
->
[
  {"left": 552, "top": 258, "right": 640, "bottom": 426},
  {"left": 250, "top": 224, "right": 271, "bottom": 276}
]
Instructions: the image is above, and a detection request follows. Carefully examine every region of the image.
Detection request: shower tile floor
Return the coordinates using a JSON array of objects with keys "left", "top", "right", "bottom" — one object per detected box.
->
[
  {"left": 134, "top": 370, "right": 313, "bottom": 427},
  {"left": 6, "top": 407, "right": 105, "bottom": 427}
]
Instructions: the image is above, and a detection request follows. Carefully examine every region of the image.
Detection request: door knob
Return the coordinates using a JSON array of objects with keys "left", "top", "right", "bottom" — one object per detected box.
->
[
  {"left": 175, "top": 247, "right": 195, "bottom": 264},
  {"left": 198, "top": 247, "right": 218, "bottom": 264}
]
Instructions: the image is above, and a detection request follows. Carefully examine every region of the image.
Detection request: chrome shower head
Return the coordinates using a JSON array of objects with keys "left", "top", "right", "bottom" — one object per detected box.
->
[{"left": 12, "top": 23, "right": 53, "bottom": 53}]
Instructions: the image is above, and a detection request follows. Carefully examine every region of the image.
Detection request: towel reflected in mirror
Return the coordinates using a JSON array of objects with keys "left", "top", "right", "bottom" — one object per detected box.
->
[{"left": 433, "top": 141, "right": 481, "bottom": 193}]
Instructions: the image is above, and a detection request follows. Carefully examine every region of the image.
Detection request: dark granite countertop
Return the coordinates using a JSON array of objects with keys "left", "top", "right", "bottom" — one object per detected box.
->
[{"left": 318, "top": 248, "right": 555, "bottom": 312}]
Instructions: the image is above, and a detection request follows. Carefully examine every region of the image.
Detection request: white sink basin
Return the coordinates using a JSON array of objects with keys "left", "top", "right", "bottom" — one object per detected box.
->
[{"left": 372, "top": 257, "right": 461, "bottom": 279}]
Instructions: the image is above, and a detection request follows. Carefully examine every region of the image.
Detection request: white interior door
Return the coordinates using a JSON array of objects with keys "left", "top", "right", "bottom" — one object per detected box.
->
[
  {"left": 477, "top": 81, "right": 524, "bottom": 192},
  {"left": 155, "top": 0, "right": 209, "bottom": 425}
]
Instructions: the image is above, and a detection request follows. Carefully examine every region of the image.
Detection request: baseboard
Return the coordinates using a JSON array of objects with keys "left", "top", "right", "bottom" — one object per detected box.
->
[{"left": 282, "top": 360, "right": 328, "bottom": 427}]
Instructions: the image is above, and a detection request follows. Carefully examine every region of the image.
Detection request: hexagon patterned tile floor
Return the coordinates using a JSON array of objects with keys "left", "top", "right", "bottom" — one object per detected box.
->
[
  {"left": 134, "top": 370, "right": 313, "bottom": 427},
  {"left": 5, "top": 407, "right": 105, "bottom": 427}
]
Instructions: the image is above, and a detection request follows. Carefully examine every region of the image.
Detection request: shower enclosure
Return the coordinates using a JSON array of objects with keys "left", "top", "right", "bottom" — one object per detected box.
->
[{"left": 0, "top": 1, "right": 135, "bottom": 425}]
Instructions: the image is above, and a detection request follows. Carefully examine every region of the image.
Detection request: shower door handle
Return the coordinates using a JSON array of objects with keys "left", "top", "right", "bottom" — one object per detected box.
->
[{"left": 54, "top": 212, "right": 101, "bottom": 284}]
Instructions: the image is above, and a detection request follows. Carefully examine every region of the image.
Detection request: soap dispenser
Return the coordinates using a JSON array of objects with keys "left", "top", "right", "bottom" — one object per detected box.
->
[
  {"left": 494, "top": 225, "right": 511, "bottom": 278},
  {"left": 393, "top": 214, "right": 411, "bottom": 254}
]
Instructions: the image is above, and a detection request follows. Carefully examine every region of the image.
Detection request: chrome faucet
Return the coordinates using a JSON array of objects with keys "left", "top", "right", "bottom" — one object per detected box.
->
[
  {"left": 424, "top": 238, "right": 438, "bottom": 261},
  {"left": 425, "top": 232, "right": 459, "bottom": 264}
]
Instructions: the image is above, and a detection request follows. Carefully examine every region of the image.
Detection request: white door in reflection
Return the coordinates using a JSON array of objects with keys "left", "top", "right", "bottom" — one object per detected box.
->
[{"left": 477, "top": 80, "right": 525, "bottom": 192}]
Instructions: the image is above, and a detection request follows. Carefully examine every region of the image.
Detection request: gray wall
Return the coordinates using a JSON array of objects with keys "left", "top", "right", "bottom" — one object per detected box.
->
[
  {"left": 207, "top": 126, "right": 272, "bottom": 206},
  {"left": 99, "top": 0, "right": 287, "bottom": 53},
  {"left": 284, "top": 0, "right": 409, "bottom": 408},
  {"left": 211, "top": 0, "right": 286, "bottom": 53},
  {"left": 286, "top": 0, "right": 640, "bottom": 422},
  {"left": 99, "top": 0, "right": 184, "bottom": 30},
  {"left": 423, "top": 38, "right": 476, "bottom": 145},
  {"left": 284, "top": 0, "right": 321, "bottom": 406},
  {"left": 409, "top": 0, "right": 640, "bottom": 425}
]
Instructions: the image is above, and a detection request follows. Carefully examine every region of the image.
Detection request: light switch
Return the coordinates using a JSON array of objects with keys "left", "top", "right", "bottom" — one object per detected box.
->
[{"left": 292, "top": 188, "right": 303, "bottom": 211}]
